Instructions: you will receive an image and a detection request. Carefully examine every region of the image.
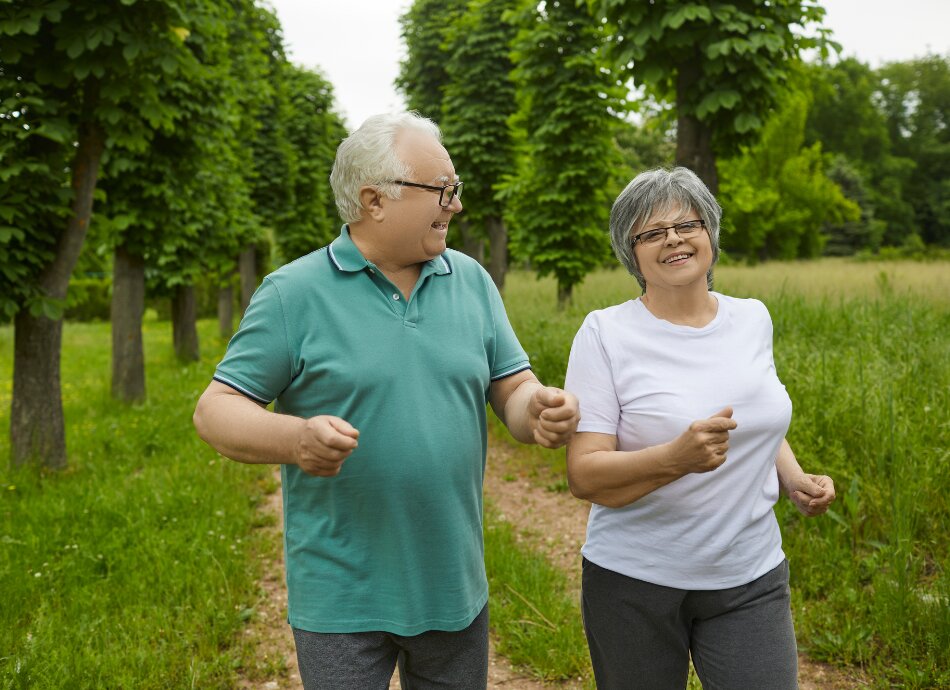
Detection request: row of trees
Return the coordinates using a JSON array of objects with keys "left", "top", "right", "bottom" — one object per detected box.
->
[
  {"left": 4, "top": 1, "right": 947, "bottom": 471},
  {"left": 398, "top": 0, "right": 948, "bottom": 293},
  {"left": 398, "top": 0, "right": 840, "bottom": 300},
  {"left": 1, "top": 1, "right": 345, "bottom": 468}
]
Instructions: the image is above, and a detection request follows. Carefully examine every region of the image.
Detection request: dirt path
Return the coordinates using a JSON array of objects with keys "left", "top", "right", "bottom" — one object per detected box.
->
[
  {"left": 236, "top": 467, "right": 551, "bottom": 690},
  {"left": 238, "top": 449, "right": 868, "bottom": 689}
]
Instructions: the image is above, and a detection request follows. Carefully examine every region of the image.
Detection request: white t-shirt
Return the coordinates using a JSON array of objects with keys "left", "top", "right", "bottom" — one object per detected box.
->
[{"left": 564, "top": 293, "right": 790, "bottom": 590}]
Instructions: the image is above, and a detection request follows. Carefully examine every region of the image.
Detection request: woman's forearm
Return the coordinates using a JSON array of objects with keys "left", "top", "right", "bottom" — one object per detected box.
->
[
  {"left": 568, "top": 444, "right": 685, "bottom": 508},
  {"left": 774, "top": 437, "right": 803, "bottom": 495}
]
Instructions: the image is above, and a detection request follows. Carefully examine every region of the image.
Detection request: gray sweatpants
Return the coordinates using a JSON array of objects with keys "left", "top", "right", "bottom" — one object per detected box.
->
[
  {"left": 292, "top": 604, "right": 489, "bottom": 690},
  {"left": 582, "top": 559, "right": 798, "bottom": 690}
]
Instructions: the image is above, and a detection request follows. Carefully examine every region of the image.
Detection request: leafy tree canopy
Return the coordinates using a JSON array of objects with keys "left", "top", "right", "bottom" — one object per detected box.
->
[{"left": 718, "top": 89, "right": 859, "bottom": 260}]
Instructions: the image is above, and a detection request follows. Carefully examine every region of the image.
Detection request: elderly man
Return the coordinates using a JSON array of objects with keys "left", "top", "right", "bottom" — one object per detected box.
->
[{"left": 193, "top": 111, "right": 579, "bottom": 689}]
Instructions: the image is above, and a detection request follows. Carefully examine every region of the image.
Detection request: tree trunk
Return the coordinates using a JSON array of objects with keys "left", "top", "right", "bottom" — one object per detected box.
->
[
  {"left": 111, "top": 244, "right": 146, "bottom": 403},
  {"left": 10, "top": 83, "right": 104, "bottom": 469},
  {"left": 171, "top": 285, "right": 200, "bottom": 362},
  {"left": 11, "top": 312, "right": 66, "bottom": 469},
  {"left": 556, "top": 281, "right": 573, "bottom": 310},
  {"left": 239, "top": 245, "right": 256, "bottom": 313},
  {"left": 675, "top": 60, "right": 719, "bottom": 195},
  {"left": 218, "top": 285, "right": 234, "bottom": 339},
  {"left": 486, "top": 216, "right": 508, "bottom": 291}
]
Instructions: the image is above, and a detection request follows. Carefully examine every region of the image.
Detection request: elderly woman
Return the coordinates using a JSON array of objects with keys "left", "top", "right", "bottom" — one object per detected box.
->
[{"left": 564, "top": 167, "right": 835, "bottom": 689}]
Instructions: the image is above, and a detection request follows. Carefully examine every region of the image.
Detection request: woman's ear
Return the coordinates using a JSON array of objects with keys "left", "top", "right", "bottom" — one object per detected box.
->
[{"left": 359, "top": 186, "right": 385, "bottom": 222}]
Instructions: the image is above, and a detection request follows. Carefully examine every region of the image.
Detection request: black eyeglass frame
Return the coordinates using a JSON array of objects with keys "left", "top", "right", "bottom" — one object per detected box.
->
[
  {"left": 631, "top": 219, "right": 707, "bottom": 246},
  {"left": 392, "top": 180, "right": 463, "bottom": 208}
]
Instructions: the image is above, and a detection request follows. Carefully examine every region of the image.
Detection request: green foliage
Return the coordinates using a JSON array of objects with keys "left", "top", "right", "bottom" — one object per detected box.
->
[
  {"left": 87, "top": 2, "right": 345, "bottom": 297},
  {"left": 805, "top": 58, "right": 891, "bottom": 166},
  {"left": 505, "top": 0, "right": 622, "bottom": 303},
  {"left": 440, "top": 0, "right": 519, "bottom": 231},
  {"left": 718, "top": 90, "right": 859, "bottom": 260},
  {"left": 0, "top": 318, "right": 277, "bottom": 687},
  {"left": 65, "top": 277, "right": 111, "bottom": 322},
  {"left": 803, "top": 58, "right": 918, "bottom": 250},
  {"left": 614, "top": 114, "right": 676, "bottom": 181},
  {"left": 876, "top": 55, "right": 950, "bottom": 247},
  {"left": 591, "top": 0, "right": 835, "bottom": 155},
  {"left": 0, "top": 79, "right": 72, "bottom": 319},
  {"left": 821, "top": 155, "right": 887, "bottom": 255},
  {"left": 276, "top": 65, "right": 347, "bottom": 264},
  {"left": 396, "top": 0, "right": 468, "bottom": 121},
  {"left": 95, "top": 0, "right": 258, "bottom": 296},
  {"left": 0, "top": 0, "right": 222, "bottom": 310}
]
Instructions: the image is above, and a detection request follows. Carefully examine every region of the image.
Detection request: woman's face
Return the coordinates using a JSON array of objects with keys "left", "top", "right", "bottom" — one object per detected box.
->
[{"left": 632, "top": 205, "right": 713, "bottom": 292}]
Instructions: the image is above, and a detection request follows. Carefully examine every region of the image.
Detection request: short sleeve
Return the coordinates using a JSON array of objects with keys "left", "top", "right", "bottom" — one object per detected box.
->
[
  {"left": 564, "top": 316, "right": 620, "bottom": 435},
  {"left": 485, "top": 274, "right": 530, "bottom": 380},
  {"left": 753, "top": 299, "right": 778, "bottom": 370},
  {"left": 213, "top": 279, "right": 294, "bottom": 404}
]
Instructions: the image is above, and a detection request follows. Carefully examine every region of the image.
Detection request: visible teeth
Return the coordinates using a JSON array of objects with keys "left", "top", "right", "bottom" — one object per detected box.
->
[{"left": 664, "top": 253, "right": 689, "bottom": 263}]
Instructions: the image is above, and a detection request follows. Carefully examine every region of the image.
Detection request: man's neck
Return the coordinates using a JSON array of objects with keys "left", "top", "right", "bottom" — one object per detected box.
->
[{"left": 349, "top": 224, "right": 422, "bottom": 300}]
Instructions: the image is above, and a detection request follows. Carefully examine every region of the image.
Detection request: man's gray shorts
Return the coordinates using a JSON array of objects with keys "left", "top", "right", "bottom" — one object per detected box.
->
[
  {"left": 582, "top": 558, "right": 798, "bottom": 690},
  {"left": 292, "top": 604, "right": 489, "bottom": 689}
]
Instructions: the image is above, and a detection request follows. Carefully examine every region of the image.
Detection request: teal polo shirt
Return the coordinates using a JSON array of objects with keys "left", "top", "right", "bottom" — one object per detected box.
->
[{"left": 213, "top": 226, "right": 530, "bottom": 635}]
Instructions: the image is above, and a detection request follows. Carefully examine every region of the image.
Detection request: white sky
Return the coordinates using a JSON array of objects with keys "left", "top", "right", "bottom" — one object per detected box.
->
[{"left": 265, "top": 0, "right": 950, "bottom": 130}]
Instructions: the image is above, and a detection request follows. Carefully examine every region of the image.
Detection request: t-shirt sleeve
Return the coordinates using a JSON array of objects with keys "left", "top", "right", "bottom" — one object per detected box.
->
[
  {"left": 485, "top": 275, "right": 530, "bottom": 380},
  {"left": 753, "top": 298, "right": 779, "bottom": 371},
  {"left": 213, "top": 279, "right": 294, "bottom": 404},
  {"left": 564, "top": 316, "right": 620, "bottom": 435}
]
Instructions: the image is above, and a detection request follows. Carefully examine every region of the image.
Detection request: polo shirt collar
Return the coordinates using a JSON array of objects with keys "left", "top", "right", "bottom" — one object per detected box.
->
[{"left": 328, "top": 225, "right": 453, "bottom": 277}]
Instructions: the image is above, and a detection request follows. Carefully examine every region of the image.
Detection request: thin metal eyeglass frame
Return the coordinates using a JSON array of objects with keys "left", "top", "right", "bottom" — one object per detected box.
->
[
  {"left": 631, "top": 219, "right": 706, "bottom": 246},
  {"left": 392, "top": 180, "right": 463, "bottom": 208}
]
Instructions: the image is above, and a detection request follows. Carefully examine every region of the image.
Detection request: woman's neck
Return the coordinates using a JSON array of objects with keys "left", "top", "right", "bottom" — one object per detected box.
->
[{"left": 640, "top": 284, "right": 718, "bottom": 327}]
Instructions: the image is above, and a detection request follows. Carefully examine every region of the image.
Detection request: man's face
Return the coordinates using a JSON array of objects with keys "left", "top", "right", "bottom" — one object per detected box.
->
[{"left": 384, "top": 131, "right": 463, "bottom": 264}]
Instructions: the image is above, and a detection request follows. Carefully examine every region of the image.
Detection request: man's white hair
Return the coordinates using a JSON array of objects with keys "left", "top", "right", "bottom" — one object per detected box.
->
[{"left": 330, "top": 112, "right": 442, "bottom": 224}]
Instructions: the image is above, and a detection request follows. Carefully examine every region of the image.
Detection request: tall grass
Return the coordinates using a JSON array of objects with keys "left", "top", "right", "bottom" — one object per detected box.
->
[
  {"left": 0, "top": 318, "right": 278, "bottom": 688},
  {"left": 499, "top": 259, "right": 950, "bottom": 687}
]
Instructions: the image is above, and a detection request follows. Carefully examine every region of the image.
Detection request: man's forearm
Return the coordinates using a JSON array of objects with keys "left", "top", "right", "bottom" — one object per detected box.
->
[
  {"left": 193, "top": 383, "right": 304, "bottom": 465},
  {"left": 501, "top": 379, "right": 544, "bottom": 444}
]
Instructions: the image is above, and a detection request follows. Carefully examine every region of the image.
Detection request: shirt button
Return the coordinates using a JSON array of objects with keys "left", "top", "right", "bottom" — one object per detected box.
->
[{"left": 392, "top": 293, "right": 400, "bottom": 301}]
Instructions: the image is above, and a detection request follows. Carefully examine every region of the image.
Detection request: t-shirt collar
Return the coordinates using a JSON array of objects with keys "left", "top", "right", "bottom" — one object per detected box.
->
[{"left": 328, "top": 225, "right": 452, "bottom": 277}]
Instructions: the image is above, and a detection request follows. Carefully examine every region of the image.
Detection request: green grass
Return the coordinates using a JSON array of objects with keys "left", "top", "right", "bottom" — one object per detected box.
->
[
  {"left": 0, "top": 318, "right": 279, "bottom": 689},
  {"left": 483, "top": 503, "right": 591, "bottom": 684},
  {"left": 496, "top": 259, "right": 950, "bottom": 688},
  {"left": 1, "top": 258, "right": 947, "bottom": 687}
]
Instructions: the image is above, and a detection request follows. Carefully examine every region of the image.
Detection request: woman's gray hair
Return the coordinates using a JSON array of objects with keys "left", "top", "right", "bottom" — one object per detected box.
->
[
  {"left": 330, "top": 112, "right": 442, "bottom": 224},
  {"left": 609, "top": 167, "right": 722, "bottom": 291}
]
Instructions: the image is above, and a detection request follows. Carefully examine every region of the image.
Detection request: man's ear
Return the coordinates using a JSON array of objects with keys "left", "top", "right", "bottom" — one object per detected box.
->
[{"left": 359, "top": 186, "right": 385, "bottom": 221}]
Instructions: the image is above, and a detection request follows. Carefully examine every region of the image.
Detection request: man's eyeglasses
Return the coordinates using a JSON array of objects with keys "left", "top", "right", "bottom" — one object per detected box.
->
[
  {"left": 392, "top": 180, "right": 463, "bottom": 208},
  {"left": 631, "top": 219, "right": 706, "bottom": 246}
]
